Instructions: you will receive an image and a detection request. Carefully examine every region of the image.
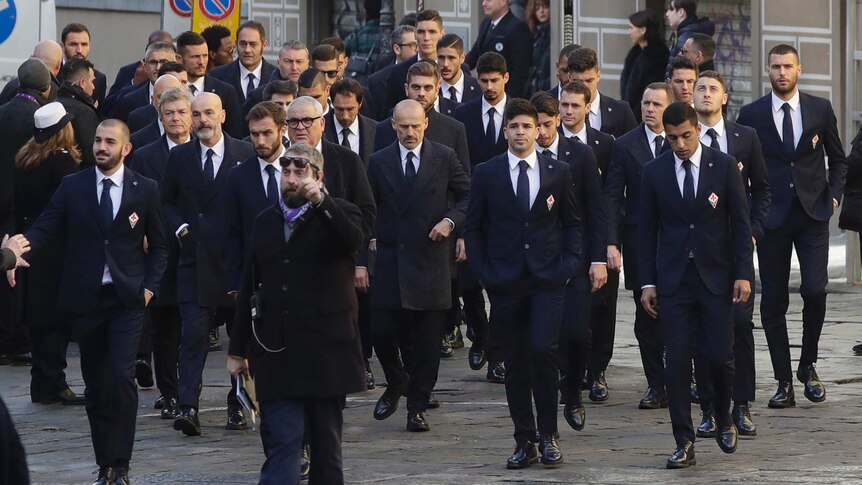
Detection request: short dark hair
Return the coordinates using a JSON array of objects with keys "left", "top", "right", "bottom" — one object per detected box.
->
[
  {"left": 437, "top": 33, "right": 464, "bottom": 54},
  {"left": 320, "top": 37, "right": 345, "bottom": 55},
  {"left": 477, "top": 52, "right": 507, "bottom": 75},
  {"left": 201, "top": 25, "right": 232, "bottom": 53},
  {"left": 247, "top": 101, "right": 287, "bottom": 127},
  {"left": 504, "top": 98, "right": 538, "bottom": 125},
  {"left": 768, "top": 43, "right": 799, "bottom": 62},
  {"left": 696, "top": 70, "right": 726, "bottom": 92},
  {"left": 567, "top": 47, "right": 599, "bottom": 74},
  {"left": 62, "top": 58, "right": 94, "bottom": 83},
  {"left": 416, "top": 9, "right": 443, "bottom": 27},
  {"left": 668, "top": 0, "right": 698, "bottom": 18},
  {"left": 662, "top": 101, "right": 698, "bottom": 128},
  {"left": 158, "top": 61, "right": 186, "bottom": 77},
  {"left": 331, "top": 78, "right": 364, "bottom": 104},
  {"left": 558, "top": 43, "right": 581, "bottom": 62},
  {"left": 310, "top": 44, "right": 339, "bottom": 63},
  {"left": 688, "top": 33, "right": 715, "bottom": 59},
  {"left": 237, "top": 20, "right": 266, "bottom": 40},
  {"left": 530, "top": 91, "right": 559, "bottom": 117},
  {"left": 263, "top": 80, "right": 299, "bottom": 100},
  {"left": 298, "top": 67, "right": 327, "bottom": 90},
  {"left": 99, "top": 119, "right": 131, "bottom": 144},
  {"left": 668, "top": 56, "right": 698, "bottom": 77},
  {"left": 561, "top": 80, "right": 592, "bottom": 104},
  {"left": 407, "top": 61, "right": 440, "bottom": 84},
  {"left": 629, "top": 10, "right": 664, "bottom": 43},
  {"left": 644, "top": 81, "right": 673, "bottom": 101},
  {"left": 176, "top": 31, "right": 207, "bottom": 53},
  {"left": 399, "top": 12, "right": 418, "bottom": 26},
  {"left": 61, "top": 23, "right": 90, "bottom": 43}
]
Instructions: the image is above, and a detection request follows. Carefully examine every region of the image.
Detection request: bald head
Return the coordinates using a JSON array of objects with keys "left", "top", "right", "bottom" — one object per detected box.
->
[
  {"left": 392, "top": 99, "right": 428, "bottom": 150},
  {"left": 152, "top": 74, "right": 183, "bottom": 106},
  {"left": 192, "top": 92, "right": 226, "bottom": 145},
  {"left": 149, "top": 30, "right": 173, "bottom": 46},
  {"left": 393, "top": 99, "right": 426, "bottom": 121},
  {"left": 33, "top": 41, "right": 63, "bottom": 76},
  {"left": 192, "top": 92, "right": 222, "bottom": 111}
]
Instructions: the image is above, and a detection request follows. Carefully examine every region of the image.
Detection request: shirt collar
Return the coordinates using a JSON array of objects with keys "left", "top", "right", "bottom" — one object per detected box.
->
[
  {"left": 166, "top": 135, "right": 190, "bottom": 150},
  {"left": 589, "top": 91, "right": 601, "bottom": 116},
  {"left": 673, "top": 143, "right": 703, "bottom": 168},
  {"left": 772, "top": 89, "right": 800, "bottom": 113},
  {"left": 491, "top": 9, "right": 508, "bottom": 27},
  {"left": 239, "top": 60, "right": 263, "bottom": 81},
  {"left": 482, "top": 93, "right": 508, "bottom": 116},
  {"left": 200, "top": 134, "right": 225, "bottom": 160},
  {"left": 259, "top": 146, "right": 287, "bottom": 172},
  {"left": 644, "top": 124, "right": 665, "bottom": 143},
  {"left": 399, "top": 142, "right": 422, "bottom": 163},
  {"left": 441, "top": 70, "right": 465, "bottom": 94},
  {"left": 508, "top": 149, "right": 538, "bottom": 171},
  {"left": 190, "top": 76, "right": 205, "bottom": 93},
  {"left": 537, "top": 135, "right": 559, "bottom": 158},
  {"left": 97, "top": 164, "right": 125, "bottom": 188},
  {"left": 333, "top": 114, "right": 360, "bottom": 137},
  {"left": 698, "top": 118, "right": 726, "bottom": 141}
]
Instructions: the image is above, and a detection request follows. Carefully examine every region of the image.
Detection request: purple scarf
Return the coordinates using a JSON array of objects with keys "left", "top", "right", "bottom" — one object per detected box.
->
[{"left": 278, "top": 196, "right": 311, "bottom": 227}]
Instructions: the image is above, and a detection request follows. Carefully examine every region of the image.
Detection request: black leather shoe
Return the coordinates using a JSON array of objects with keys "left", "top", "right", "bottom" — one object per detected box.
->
[
  {"left": 768, "top": 381, "right": 796, "bottom": 408},
  {"left": 563, "top": 400, "right": 585, "bottom": 431},
  {"left": 135, "top": 358, "right": 154, "bottom": 388},
  {"left": 732, "top": 402, "right": 757, "bottom": 437},
  {"left": 468, "top": 344, "right": 486, "bottom": 370},
  {"left": 506, "top": 441, "right": 539, "bottom": 469},
  {"left": 373, "top": 387, "right": 403, "bottom": 420},
  {"left": 716, "top": 419, "right": 738, "bottom": 453},
  {"left": 300, "top": 444, "right": 310, "bottom": 480},
  {"left": 440, "top": 337, "right": 454, "bottom": 358},
  {"left": 173, "top": 407, "right": 201, "bottom": 436},
  {"left": 208, "top": 327, "right": 222, "bottom": 352},
  {"left": 853, "top": 343, "right": 862, "bottom": 354},
  {"left": 588, "top": 370, "right": 609, "bottom": 402},
  {"left": 91, "top": 466, "right": 114, "bottom": 485},
  {"left": 154, "top": 395, "right": 165, "bottom": 409},
  {"left": 486, "top": 361, "right": 505, "bottom": 383},
  {"left": 110, "top": 466, "right": 129, "bottom": 485},
  {"left": 539, "top": 433, "right": 563, "bottom": 466},
  {"left": 696, "top": 410, "right": 716, "bottom": 438},
  {"left": 638, "top": 387, "right": 667, "bottom": 409},
  {"left": 161, "top": 398, "right": 179, "bottom": 420},
  {"left": 406, "top": 410, "right": 430, "bottom": 432},
  {"left": 666, "top": 442, "right": 696, "bottom": 469},
  {"left": 36, "top": 387, "right": 86, "bottom": 405},
  {"left": 690, "top": 375, "right": 700, "bottom": 404},
  {"left": 447, "top": 326, "right": 464, "bottom": 349},
  {"left": 226, "top": 406, "right": 247, "bottom": 430},
  {"left": 427, "top": 394, "right": 440, "bottom": 409},
  {"left": 365, "top": 360, "right": 375, "bottom": 390},
  {"left": 797, "top": 363, "right": 826, "bottom": 402}
]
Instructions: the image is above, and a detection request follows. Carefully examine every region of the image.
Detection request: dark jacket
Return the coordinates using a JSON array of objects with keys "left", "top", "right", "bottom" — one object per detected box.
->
[
  {"left": 323, "top": 112, "right": 379, "bottom": 166},
  {"left": 620, "top": 41, "right": 670, "bottom": 123},
  {"left": 529, "top": 21, "right": 552, "bottom": 95},
  {"left": 108, "top": 81, "right": 149, "bottom": 122},
  {"left": 129, "top": 119, "right": 162, "bottom": 160},
  {"left": 454, "top": 97, "right": 508, "bottom": 171},
  {"left": 127, "top": 104, "right": 157, "bottom": 135},
  {"left": 840, "top": 127, "right": 862, "bottom": 232},
  {"left": 466, "top": 9, "right": 534, "bottom": 98},
  {"left": 57, "top": 82, "right": 101, "bottom": 168},
  {"left": 556, "top": 136, "right": 605, "bottom": 270},
  {"left": 208, "top": 58, "right": 277, "bottom": 105},
  {"left": 0, "top": 75, "right": 60, "bottom": 105},
  {"left": 667, "top": 15, "right": 716, "bottom": 77},
  {"left": 230, "top": 196, "right": 367, "bottom": 401},
  {"left": 374, "top": 108, "right": 471, "bottom": 172}
]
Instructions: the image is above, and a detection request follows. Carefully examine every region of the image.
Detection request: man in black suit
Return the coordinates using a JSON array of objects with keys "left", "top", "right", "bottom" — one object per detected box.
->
[
  {"left": 365, "top": 25, "right": 417, "bottom": 121},
  {"left": 464, "top": 99, "right": 580, "bottom": 469},
  {"left": 208, "top": 21, "right": 277, "bottom": 106},
  {"left": 693, "top": 70, "right": 770, "bottom": 438},
  {"left": 736, "top": 44, "right": 847, "bottom": 409},
  {"left": 639, "top": 102, "right": 753, "bottom": 468},
  {"left": 604, "top": 82, "right": 672, "bottom": 410},
  {"left": 108, "top": 30, "right": 173, "bottom": 98},
  {"left": 161, "top": 92, "right": 256, "bottom": 436},
  {"left": 242, "top": 41, "right": 310, "bottom": 117},
  {"left": 531, "top": 91, "right": 605, "bottom": 432},
  {"left": 126, "top": 87, "right": 193, "bottom": 418},
  {"left": 667, "top": 56, "right": 698, "bottom": 104},
  {"left": 325, "top": 78, "right": 378, "bottom": 165},
  {"left": 228, "top": 142, "right": 366, "bottom": 485},
  {"left": 15, "top": 119, "right": 167, "bottom": 484},
  {"left": 58, "top": 23, "right": 107, "bottom": 115},
  {"left": 368, "top": 99, "right": 470, "bottom": 431},
  {"left": 176, "top": 31, "right": 245, "bottom": 138},
  {"left": 567, "top": 47, "right": 637, "bottom": 139},
  {"left": 127, "top": 62, "right": 189, "bottom": 135},
  {"left": 107, "top": 42, "right": 179, "bottom": 122},
  {"left": 465, "top": 0, "right": 533, "bottom": 98},
  {"left": 437, "top": 34, "right": 480, "bottom": 105}
]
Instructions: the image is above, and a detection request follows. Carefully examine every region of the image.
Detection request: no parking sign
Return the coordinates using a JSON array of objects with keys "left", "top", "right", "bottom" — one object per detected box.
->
[
  {"left": 193, "top": 0, "right": 240, "bottom": 35},
  {"left": 162, "top": 0, "right": 192, "bottom": 35}
]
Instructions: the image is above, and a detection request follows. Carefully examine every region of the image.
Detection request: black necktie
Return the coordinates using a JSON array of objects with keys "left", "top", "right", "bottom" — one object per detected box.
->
[
  {"left": 706, "top": 128, "right": 720, "bottom": 150},
  {"left": 542, "top": 148, "right": 553, "bottom": 159},
  {"left": 189, "top": 84, "right": 198, "bottom": 96},
  {"left": 682, "top": 159, "right": 695, "bottom": 204},
  {"left": 264, "top": 164, "right": 279, "bottom": 205},
  {"left": 448, "top": 86, "right": 458, "bottom": 102},
  {"left": 203, "top": 148, "right": 215, "bottom": 182},
  {"left": 781, "top": 103, "right": 795, "bottom": 155},
  {"left": 100, "top": 178, "right": 114, "bottom": 230},
  {"left": 654, "top": 135, "right": 664, "bottom": 159},
  {"left": 485, "top": 107, "right": 496, "bottom": 147},
  {"left": 246, "top": 73, "right": 256, "bottom": 99},
  {"left": 404, "top": 152, "right": 416, "bottom": 187},
  {"left": 341, "top": 128, "right": 351, "bottom": 148},
  {"left": 572, "top": 135, "right": 582, "bottom": 144},
  {"left": 517, "top": 160, "right": 530, "bottom": 214}
]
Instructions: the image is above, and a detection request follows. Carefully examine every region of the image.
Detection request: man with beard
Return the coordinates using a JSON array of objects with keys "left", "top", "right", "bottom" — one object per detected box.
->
[
  {"left": 228, "top": 143, "right": 366, "bottom": 485},
  {"left": 161, "top": 92, "right": 255, "bottom": 436},
  {"left": 12, "top": 119, "right": 167, "bottom": 484},
  {"left": 57, "top": 58, "right": 101, "bottom": 168},
  {"left": 57, "top": 23, "right": 107, "bottom": 114},
  {"left": 437, "top": 34, "right": 480, "bottom": 105},
  {"left": 737, "top": 44, "right": 847, "bottom": 410}
]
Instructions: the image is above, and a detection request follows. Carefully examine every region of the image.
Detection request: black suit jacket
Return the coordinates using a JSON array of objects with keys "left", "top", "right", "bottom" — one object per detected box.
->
[
  {"left": 108, "top": 81, "right": 149, "bottom": 122},
  {"left": 365, "top": 62, "right": 397, "bottom": 121},
  {"left": 127, "top": 104, "right": 157, "bottom": 135},
  {"left": 230, "top": 196, "right": 367, "bottom": 400},
  {"left": 374, "top": 108, "right": 471, "bottom": 172},
  {"left": 323, "top": 112, "right": 379, "bottom": 165},
  {"left": 442, "top": 71, "right": 481, "bottom": 105},
  {"left": 130, "top": 119, "right": 161, "bottom": 159},
  {"left": 57, "top": 65, "right": 107, "bottom": 116},
  {"left": 367, "top": 141, "right": 470, "bottom": 310},
  {"left": 24, "top": 166, "right": 167, "bottom": 315},
  {"left": 465, "top": 10, "right": 533, "bottom": 98},
  {"left": 383, "top": 55, "right": 471, "bottom": 118},
  {"left": 463, "top": 152, "right": 581, "bottom": 292},
  {"left": 593, "top": 93, "right": 638, "bottom": 139},
  {"left": 638, "top": 146, "right": 753, "bottom": 296},
  {"left": 201, "top": 75, "right": 245, "bottom": 139},
  {"left": 208, "top": 58, "right": 277, "bottom": 104},
  {"left": 108, "top": 61, "right": 140, "bottom": 97},
  {"left": 736, "top": 92, "right": 846, "bottom": 229},
  {"left": 722, "top": 119, "right": 771, "bottom": 241},
  {"left": 561, "top": 126, "right": 615, "bottom": 183},
  {"left": 556, "top": 136, "right": 605, "bottom": 268},
  {"left": 454, "top": 97, "right": 508, "bottom": 171}
]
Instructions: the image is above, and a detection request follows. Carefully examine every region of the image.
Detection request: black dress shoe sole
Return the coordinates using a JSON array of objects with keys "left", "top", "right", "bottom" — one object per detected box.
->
[
  {"left": 506, "top": 456, "right": 539, "bottom": 469},
  {"left": 427, "top": 400, "right": 440, "bottom": 409},
  {"left": 373, "top": 394, "right": 401, "bottom": 420},
  {"left": 696, "top": 429, "right": 716, "bottom": 438},
  {"left": 717, "top": 434, "right": 738, "bottom": 453},
  {"left": 767, "top": 399, "right": 796, "bottom": 408},
  {"left": 638, "top": 401, "right": 667, "bottom": 410},
  {"left": 666, "top": 458, "right": 696, "bottom": 469},
  {"left": 406, "top": 424, "right": 430, "bottom": 432},
  {"left": 161, "top": 410, "right": 179, "bottom": 420},
  {"left": 173, "top": 418, "right": 201, "bottom": 436},
  {"left": 540, "top": 456, "right": 563, "bottom": 467},
  {"left": 737, "top": 427, "right": 757, "bottom": 437}
]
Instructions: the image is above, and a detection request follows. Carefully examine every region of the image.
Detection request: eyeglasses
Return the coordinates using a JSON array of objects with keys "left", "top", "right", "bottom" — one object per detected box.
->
[
  {"left": 397, "top": 42, "right": 418, "bottom": 49},
  {"left": 322, "top": 70, "right": 339, "bottom": 79},
  {"left": 286, "top": 116, "right": 321, "bottom": 128},
  {"left": 279, "top": 156, "right": 321, "bottom": 172},
  {"left": 145, "top": 59, "right": 170, "bottom": 68}
]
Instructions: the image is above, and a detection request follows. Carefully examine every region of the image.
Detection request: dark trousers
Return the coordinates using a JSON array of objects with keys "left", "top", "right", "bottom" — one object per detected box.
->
[
  {"left": 559, "top": 277, "right": 592, "bottom": 398},
  {"left": 0, "top": 282, "right": 27, "bottom": 354},
  {"left": 372, "top": 309, "right": 445, "bottom": 412},
  {"left": 458, "top": 263, "right": 501, "bottom": 362},
  {"left": 758, "top": 201, "right": 829, "bottom": 382},
  {"left": 356, "top": 289, "right": 374, "bottom": 361},
  {"left": 148, "top": 305, "right": 181, "bottom": 399},
  {"left": 73, "top": 285, "right": 144, "bottom": 467},
  {"left": 259, "top": 396, "right": 346, "bottom": 485},
  {"left": 588, "top": 268, "right": 619, "bottom": 372},
  {"left": 659, "top": 263, "right": 734, "bottom": 448},
  {"left": 178, "top": 302, "right": 211, "bottom": 409},
  {"left": 0, "top": 396, "right": 29, "bottom": 485},
  {"left": 446, "top": 278, "right": 462, "bottom": 331},
  {"left": 632, "top": 289, "right": 665, "bottom": 390},
  {"left": 28, "top": 325, "right": 71, "bottom": 396},
  {"left": 489, "top": 283, "right": 565, "bottom": 443}
]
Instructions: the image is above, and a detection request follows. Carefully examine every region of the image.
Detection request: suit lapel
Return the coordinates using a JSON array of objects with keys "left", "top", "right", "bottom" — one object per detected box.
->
[
  {"left": 795, "top": 93, "right": 816, "bottom": 155},
  {"left": 88, "top": 169, "right": 107, "bottom": 236},
  {"left": 186, "top": 142, "right": 210, "bottom": 195},
  {"left": 110, "top": 169, "right": 137, "bottom": 236},
  {"left": 528, "top": 156, "right": 555, "bottom": 219},
  {"left": 695, "top": 146, "right": 714, "bottom": 214},
  {"left": 204, "top": 138, "right": 238, "bottom": 204},
  {"left": 631, "top": 125, "right": 654, "bottom": 165},
  {"left": 403, "top": 142, "right": 436, "bottom": 208},
  {"left": 495, "top": 155, "right": 521, "bottom": 213}
]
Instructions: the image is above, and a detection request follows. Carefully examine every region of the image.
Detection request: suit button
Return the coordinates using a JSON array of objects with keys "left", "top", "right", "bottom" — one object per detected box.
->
[
  {"left": 284, "top": 259, "right": 290, "bottom": 264},
  {"left": 281, "top": 284, "right": 288, "bottom": 292},
  {"left": 790, "top": 183, "right": 795, "bottom": 188},
  {"left": 524, "top": 222, "right": 529, "bottom": 227},
  {"left": 104, "top": 240, "right": 109, "bottom": 245},
  {"left": 198, "top": 213, "right": 203, "bottom": 219},
  {"left": 790, "top": 162, "right": 795, "bottom": 167},
  {"left": 524, "top": 243, "right": 530, "bottom": 249},
  {"left": 689, "top": 224, "right": 694, "bottom": 229},
  {"left": 398, "top": 244, "right": 404, "bottom": 250}
]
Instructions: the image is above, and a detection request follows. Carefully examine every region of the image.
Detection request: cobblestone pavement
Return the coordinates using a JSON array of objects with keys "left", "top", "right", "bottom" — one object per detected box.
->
[{"left": 2, "top": 250, "right": 862, "bottom": 484}]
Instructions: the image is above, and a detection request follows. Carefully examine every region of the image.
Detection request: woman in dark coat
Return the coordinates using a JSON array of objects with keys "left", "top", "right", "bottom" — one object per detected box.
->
[
  {"left": 839, "top": 127, "right": 862, "bottom": 354},
  {"left": 14, "top": 102, "right": 84, "bottom": 405},
  {"left": 527, "top": 0, "right": 551, "bottom": 95},
  {"left": 620, "top": 9, "right": 670, "bottom": 123}
]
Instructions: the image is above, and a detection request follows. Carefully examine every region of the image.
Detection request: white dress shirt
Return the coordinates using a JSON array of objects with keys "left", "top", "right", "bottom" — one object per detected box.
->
[
  {"left": 334, "top": 115, "right": 360, "bottom": 155},
  {"left": 536, "top": 136, "right": 560, "bottom": 159},
  {"left": 96, "top": 165, "right": 125, "bottom": 285},
  {"left": 588, "top": 91, "right": 602, "bottom": 131},
  {"left": 482, "top": 93, "right": 508, "bottom": 142},
  {"left": 166, "top": 135, "right": 190, "bottom": 151},
  {"left": 441, "top": 71, "right": 465, "bottom": 103},
  {"left": 239, "top": 61, "right": 263, "bottom": 96},
  {"left": 189, "top": 77, "right": 205, "bottom": 97},
  {"left": 562, "top": 123, "right": 588, "bottom": 144},
  {"left": 258, "top": 146, "right": 287, "bottom": 194},
  {"left": 201, "top": 135, "right": 226, "bottom": 175},
  {"left": 699, "top": 118, "right": 728, "bottom": 153},
  {"left": 507, "top": 149, "right": 539, "bottom": 208},
  {"left": 399, "top": 142, "right": 422, "bottom": 175},
  {"left": 674, "top": 143, "right": 703, "bottom": 197},
  {"left": 645, "top": 125, "right": 666, "bottom": 157},
  {"left": 771, "top": 90, "right": 802, "bottom": 150}
]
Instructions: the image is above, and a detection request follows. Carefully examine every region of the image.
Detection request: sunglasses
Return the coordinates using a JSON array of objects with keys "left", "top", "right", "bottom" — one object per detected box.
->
[
  {"left": 286, "top": 116, "right": 321, "bottom": 128},
  {"left": 322, "top": 70, "right": 339, "bottom": 79},
  {"left": 279, "top": 156, "right": 321, "bottom": 173}
]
